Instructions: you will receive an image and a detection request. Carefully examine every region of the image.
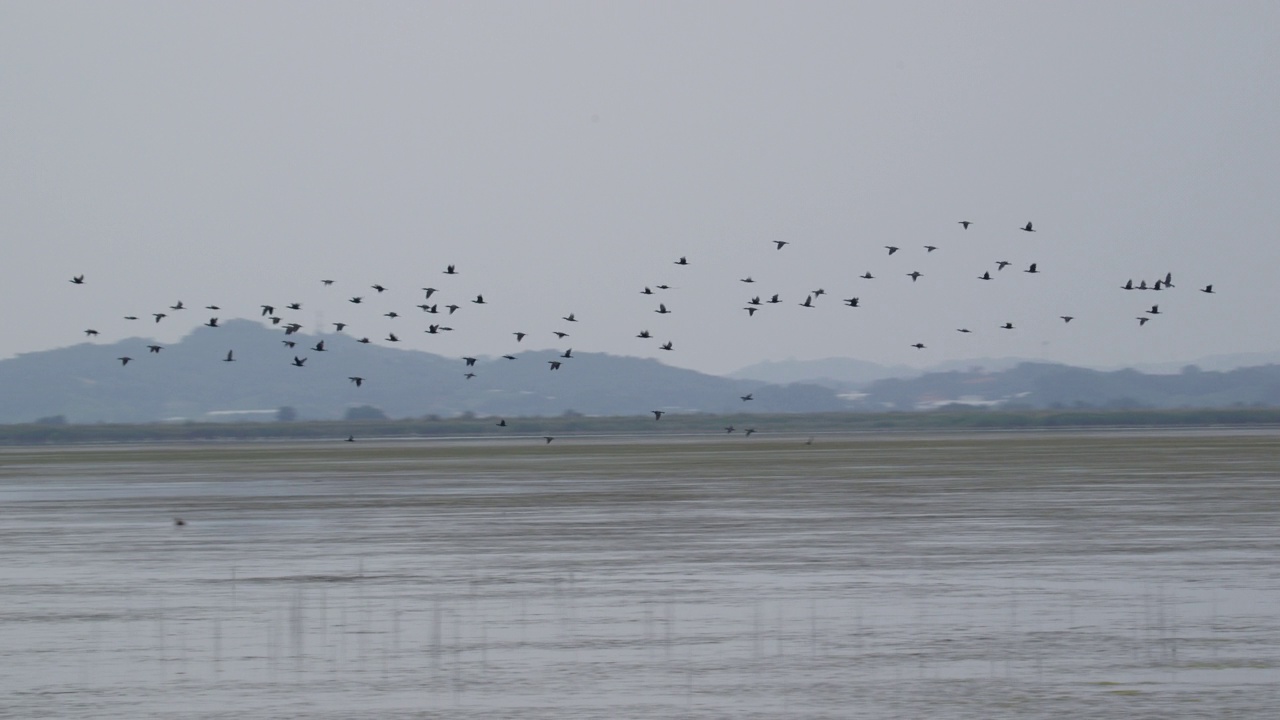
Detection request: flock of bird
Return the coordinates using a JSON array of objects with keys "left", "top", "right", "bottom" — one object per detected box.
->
[{"left": 66, "top": 219, "right": 1217, "bottom": 441}]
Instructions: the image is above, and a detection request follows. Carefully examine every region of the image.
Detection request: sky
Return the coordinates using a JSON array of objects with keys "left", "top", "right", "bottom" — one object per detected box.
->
[{"left": 2, "top": 2, "right": 1278, "bottom": 377}]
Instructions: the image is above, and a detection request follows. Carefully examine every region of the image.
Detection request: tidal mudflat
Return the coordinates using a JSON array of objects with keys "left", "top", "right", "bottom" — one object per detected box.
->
[{"left": 2, "top": 430, "right": 1278, "bottom": 718}]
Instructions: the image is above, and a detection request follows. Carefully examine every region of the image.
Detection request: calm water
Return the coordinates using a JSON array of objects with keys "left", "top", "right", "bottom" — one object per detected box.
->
[{"left": 2, "top": 431, "right": 1278, "bottom": 718}]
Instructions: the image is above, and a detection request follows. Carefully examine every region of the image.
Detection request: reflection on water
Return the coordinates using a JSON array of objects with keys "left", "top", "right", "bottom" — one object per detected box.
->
[{"left": 2, "top": 432, "right": 1278, "bottom": 718}]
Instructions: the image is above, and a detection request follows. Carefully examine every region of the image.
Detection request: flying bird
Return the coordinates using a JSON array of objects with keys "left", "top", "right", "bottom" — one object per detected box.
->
[
  {"left": 641, "top": 287, "right": 654, "bottom": 295},
  {"left": 860, "top": 272, "right": 874, "bottom": 280},
  {"left": 282, "top": 340, "right": 296, "bottom": 348},
  {"left": 637, "top": 330, "right": 651, "bottom": 338},
  {"left": 349, "top": 376, "right": 364, "bottom": 387},
  {"left": 384, "top": 311, "right": 399, "bottom": 319},
  {"left": 1000, "top": 322, "right": 1014, "bottom": 329},
  {"left": 659, "top": 341, "right": 673, "bottom": 350},
  {"left": 1137, "top": 317, "right": 1150, "bottom": 326},
  {"left": 1021, "top": 222, "right": 1035, "bottom": 232},
  {"left": 445, "top": 305, "right": 459, "bottom": 314},
  {"left": 514, "top": 332, "right": 526, "bottom": 341},
  {"left": 548, "top": 360, "right": 562, "bottom": 370},
  {"left": 957, "top": 328, "right": 972, "bottom": 333},
  {"left": 261, "top": 305, "right": 275, "bottom": 316},
  {"left": 843, "top": 298, "right": 859, "bottom": 307},
  {"left": 958, "top": 221, "right": 972, "bottom": 229},
  {"left": 799, "top": 296, "right": 814, "bottom": 307},
  {"left": 170, "top": 301, "right": 185, "bottom": 310},
  {"left": 924, "top": 245, "right": 937, "bottom": 253},
  {"left": 205, "top": 318, "right": 219, "bottom": 327},
  {"left": 1024, "top": 263, "right": 1039, "bottom": 274},
  {"left": 674, "top": 256, "right": 688, "bottom": 265},
  {"left": 741, "top": 393, "right": 753, "bottom": 401},
  {"left": 333, "top": 322, "right": 346, "bottom": 331},
  {"left": 744, "top": 428, "right": 756, "bottom": 437},
  {"left": 444, "top": 265, "right": 457, "bottom": 274},
  {"left": 496, "top": 419, "right": 506, "bottom": 427},
  {"left": 1147, "top": 305, "right": 1160, "bottom": 315},
  {"left": 544, "top": 436, "right": 554, "bottom": 444},
  {"left": 473, "top": 295, "right": 485, "bottom": 304},
  {"left": 1060, "top": 316, "right": 1074, "bottom": 323},
  {"left": 292, "top": 356, "right": 306, "bottom": 367},
  {"left": 464, "top": 372, "right": 476, "bottom": 380},
  {"left": 1122, "top": 279, "right": 1134, "bottom": 290},
  {"left": 153, "top": 313, "right": 167, "bottom": 323},
  {"left": 885, "top": 246, "right": 899, "bottom": 255},
  {"left": 563, "top": 313, "right": 577, "bottom": 322},
  {"left": 423, "top": 287, "right": 438, "bottom": 298},
  {"left": 372, "top": 284, "right": 386, "bottom": 293},
  {"left": 744, "top": 307, "right": 758, "bottom": 316},
  {"left": 148, "top": 345, "right": 163, "bottom": 353},
  {"left": 767, "top": 294, "right": 781, "bottom": 304},
  {"left": 561, "top": 348, "right": 573, "bottom": 358},
  {"left": 1200, "top": 284, "right": 1214, "bottom": 294},
  {"left": 286, "top": 302, "right": 301, "bottom": 310},
  {"left": 741, "top": 277, "right": 754, "bottom": 283},
  {"left": 652, "top": 410, "right": 664, "bottom": 420},
  {"left": 979, "top": 271, "right": 992, "bottom": 280},
  {"left": 222, "top": 350, "right": 235, "bottom": 362},
  {"left": 70, "top": 275, "right": 85, "bottom": 284},
  {"left": 84, "top": 329, "right": 98, "bottom": 336},
  {"left": 386, "top": 333, "right": 399, "bottom": 342},
  {"left": 553, "top": 331, "right": 569, "bottom": 338},
  {"left": 502, "top": 354, "right": 517, "bottom": 360},
  {"left": 464, "top": 357, "right": 477, "bottom": 366},
  {"left": 907, "top": 271, "right": 923, "bottom": 282},
  {"left": 349, "top": 296, "right": 363, "bottom": 304},
  {"left": 655, "top": 304, "right": 671, "bottom": 314},
  {"left": 996, "top": 261, "right": 1012, "bottom": 271},
  {"left": 117, "top": 357, "right": 132, "bottom": 365},
  {"left": 322, "top": 279, "right": 334, "bottom": 286},
  {"left": 312, "top": 340, "right": 326, "bottom": 352},
  {"left": 911, "top": 343, "right": 926, "bottom": 349},
  {"left": 773, "top": 240, "right": 789, "bottom": 249}
]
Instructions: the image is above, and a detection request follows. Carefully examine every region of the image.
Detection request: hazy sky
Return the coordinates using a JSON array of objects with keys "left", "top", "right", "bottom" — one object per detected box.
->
[{"left": 3, "top": 2, "right": 1278, "bottom": 376}]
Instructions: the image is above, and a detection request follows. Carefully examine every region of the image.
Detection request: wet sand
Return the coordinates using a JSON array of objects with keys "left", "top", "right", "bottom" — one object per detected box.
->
[{"left": 2, "top": 431, "right": 1278, "bottom": 718}]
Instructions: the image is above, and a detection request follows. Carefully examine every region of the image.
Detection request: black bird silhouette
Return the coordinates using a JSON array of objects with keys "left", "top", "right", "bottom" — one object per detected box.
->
[
  {"left": 548, "top": 360, "right": 561, "bottom": 370},
  {"left": 357, "top": 337, "right": 371, "bottom": 344},
  {"left": 84, "top": 329, "right": 98, "bottom": 336},
  {"left": 117, "top": 356, "right": 132, "bottom": 365},
  {"left": 1122, "top": 279, "right": 1134, "bottom": 290},
  {"left": 174, "top": 517, "right": 185, "bottom": 526},
  {"left": 292, "top": 356, "right": 306, "bottom": 367},
  {"left": 205, "top": 318, "right": 219, "bottom": 327},
  {"left": 148, "top": 345, "right": 163, "bottom": 353},
  {"left": 313, "top": 340, "right": 326, "bottom": 352},
  {"left": 497, "top": 419, "right": 506, "bottom": 427},
  {"left": 386, "top": 333, "right": 399, "bottom": 342},
  {"left": 286, "top": 302, "right": 301, "bottom": 310},
  {"left": 744, "top": 307, "right": 758, "bottom": 316},
  {"left": 958, "top": 221, "right": 972, "bottom": 229},
  {"left": 553, "top": 331, "right": 569, "bottom": 338},
  {"left": 349, "top": 376, "right": 363, "bottom": 387},
  {"left": 1138, "top": 280, "right": 1149, "bottom": 290},
  {"left": 1164, "top": 272, "right": 1174, "bottom": 288},
  {"left": 473, "top": 295, "right": 485, "bottom": 304},
  {"left": 423, "top": 287, "right": 438, "bottom": 298},
  {"left": 1021, "top": 222, "right": 1035, "bottom": 232},
  {"left": 1024, "top": 263, "right": 1039, "bottom": 274},
  {"left": 747, "top": 296, "right": 762, "bottom": 306},
  {"left": 70, "top": 274, "right": 85, "bottom": 284},
  {"left": 206, "top": 305, "right": 220, "bottom": 310},
  {"left": 561, "top": 348, "right": 573, "bottom": 358},
  {"left": 911, "top": 343, "right": 926, "bottom": 349},
  {"left": 502, "top": 354, "right": 517, "bottom": 360},
  {"left": 153, "top": 313, "right": 167, "bottom": 323},
  {"left": 544, "top": 436, "right": 554, "bottom": 444},
  {"left": 445, "top": 305, "right": 459, "bottom": 314},
  {"left": 124, "top": 316, "right": 138, "bottom": 320},
  {"left": 170, "top": 301, "right": 185, "bottom": 310},
  {"left": 812, "top": 288, "right": 826, "bottom": 297},
  {"left": 346, "top": 435, "right": 354, "bottom": 442},
  {"left": 656, "top": 284, "right": 672, "bottom": 290},
  {"left": 767, "top": 294, "right": 781, "bottom": 304},
  {"left": 773, "top": 240, "right": 789, "bottom": 249},
  {"left": 637, "top": 330, "right": 651, "bottom": 338},
  {"left": 261, "top": 305, "right": 275, "bottom": 316},
  {"left": 1000, "top": 322, "right": 1014, "bottom": 329},
  {"left": 655, "top": 304, "right": 671, "bottom": 314},
  {"left": 674, "top": 256, "right": 688, "bottom": 265},
  {"left": 979, "top": 271, "right": 992, "bottom": 280},
  {"left": 1153, "top": 280, "right": 1163, "bottom": 291},
  {"left": 349, "top": 296, "right": 363, "bottom": 304},
  {"left": 1061, "top": 316, "right": 1074, "bottom": 323},
  {"left": 563, "top": 313, "right": 577, "bottom": 322},
  {"left": 725, "top": 426, "right": 735, "bottom": 433},
  {"left": 744, "top": 428, "right": 756, "bottom": 437},
  {"left": 284, "top": 323, "right": 302, "bottom": 335},
  {"left": 994, "top": 261, "right": 1013, "bottom": 272},
  {"left": 333, "top": 322, "right": 346, "bottom": 331},
  {"left": 283, "top": 340, "right": 296, "bottom": 348},
  {"left": 741, "top": 277, "right": 754, "bottom": 283},
  {"left": 641, "top": 287, "right": 654, "bottom": 295},
  {"left": 222, "top": 350, "right": 235, "bottom": 362},
  {"left": 924, "top": 245, "right": 937, "bottom": 252},
  {"left": 741, "top": 393, "right": 753, "bottom": 401},
  {"left": 372, "top": 284, "right": 386, "bottom": 293},
  {"left": 1137, "top": 317, "right": 1150, "bottom": 326},
  {"left": 957, "top": 328, "right": 972, "bottom": 333},
  {"left": 799, "top": 296, "right": 814, "bottom": 307},
  {"left": 464, "top": 372, "right": 476, "bottom": 380},
  {"left": 885, "top": 246, "right": 899, "bottom": 255},
  {"left": 384, "top": 311, "right": 399, "bottom": 319},
  {"left": 1147, "top": 305, "right": 1160, "bottom": 315},
  {"left": 322, "top": 279, "right": 334, "bottom": 286},
  {"left": 907, "top": 271, "right": 923, "bottom": 282},
  {"left": 652, "top": 410, "right": 664, "bottom": 420},
  {"left": 1200, "top": 284, "right": 1214, "bottom": 294},
  {"left": 659, "top": 341, "right": 673, "bottom": 350},
  {"left": 444, "top": 265, "right": 458, "bottom": 274},
  {"left": 860, "top": 272, "right": 874, "bottom": 279},
  {"left": 464, "top": 357, "right": 477, "bottom": 366},
  {"left": 514, "top": 332, "right": 526, "bottom": 341},
  {"left": 843, "top": 298, "right": 860, "bottom": 307}
]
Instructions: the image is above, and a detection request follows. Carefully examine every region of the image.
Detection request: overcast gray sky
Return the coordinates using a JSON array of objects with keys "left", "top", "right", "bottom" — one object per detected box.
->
[{"left": 2, "top": 2, "right": 1277, "bottom": 376}]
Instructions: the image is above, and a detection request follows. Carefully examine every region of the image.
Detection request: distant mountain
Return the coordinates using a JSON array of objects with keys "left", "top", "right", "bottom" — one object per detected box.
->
[
  {"left": 727, "top": 356, "right": 1036, "bottom": 389},
  {"left": 860, "top": 361, "right": 1280, "bottom": 410},
  {"left": 0, "top": 320, "right": 848, "bottom": 424}
]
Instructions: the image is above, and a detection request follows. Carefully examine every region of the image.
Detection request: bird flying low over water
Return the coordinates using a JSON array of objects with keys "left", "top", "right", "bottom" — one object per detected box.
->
[
  {"left": 223, "top": 350, "right": 235, "bottom": 362},
  {"left": 349, "top": 376, "right": 364, "bottom": 387},
  {"left": 652, "top": 410, "right": 664, "bottom": 420},
  {"left": 744, "top": 428, "right": 756, "bottom": 437},
  {"left": 71, "top": 274, "right": 85, "bottom": 284},
  {"left": 544, "top": 436, "right": 554, "bottom": 444},
  {"left": 1021, "top": 222, "right": 1035, "bottom": 232},
  {"left": 497, "top": 419, "right": 506, "bottom": 427}
]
